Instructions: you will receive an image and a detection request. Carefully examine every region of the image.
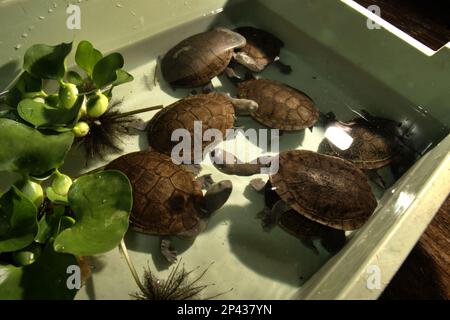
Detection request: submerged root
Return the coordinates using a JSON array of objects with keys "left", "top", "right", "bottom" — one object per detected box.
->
[
  {"left": 120, "top": 239, "right": 231, "bottom": 300},
  {"left": 131, "top": 261, "right": 231, "bottom": 300}
]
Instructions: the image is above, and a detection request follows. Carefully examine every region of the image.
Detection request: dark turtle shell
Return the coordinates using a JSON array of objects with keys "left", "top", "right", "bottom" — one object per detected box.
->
[
  {"left": 326, "top": 116, "right": 399, "bottom": 170},
  {"left": 234, "top": 26, "right": 284, "bottom": 71},
  {"left": 162, "top": 28, "right": 246, "bottom": 88},
  {"left": 105, "top": 151, "right": 204, "bottom": 235},
  {"left": 270, "top": 150, "right": 377, "bottom": 230},
  {"left": 146, "top": 93, "right": 235, "bottom": 156},
  {"left": 237, "top": 78, "right": 319, "bottom": 130},
  {"left": 264, "top": 181, "right": 333, "bottom": 238},
  {"left": 264, "top": 180, "right": 347, "bottom": 253}
]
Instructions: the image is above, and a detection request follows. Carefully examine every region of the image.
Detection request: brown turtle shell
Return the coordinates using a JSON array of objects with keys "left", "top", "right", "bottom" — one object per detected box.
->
[
  {"left": 105, "top": 151, "right": 204, "bottom": 235},
  {"left": 147, "top": 93, "right": 235, "bottom": 156},
  {"left": 234, "top": 26, "right": 284, "bottom": 70},
  {"left": 162, "top": 29, "right": 246, "bottom": 88},
  {"left": 237, "top": 79, "right": 319, "bottom": 130},
  {"left": 269, "top": 150, "right": 377, "bottom": 230},
  {"left": 327, "top": 118, "right": 397, "bottom": 170}
]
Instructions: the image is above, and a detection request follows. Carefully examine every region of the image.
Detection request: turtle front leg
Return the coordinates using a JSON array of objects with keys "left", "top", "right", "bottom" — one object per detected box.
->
[
  {"left": 160, "top": 236, "right": 178, "bottom": 264},
  {"left": 273, "top": 59, "right": 292, "bottom": 74},
  {"left": 233, "top": 52, "right": 266, "bottom": 72},
  {"left": 202, "top": 82, "right": 215, "bottom": 94},
  {"left": 259, "top": 200, "right": 290, "bottom": 231}
]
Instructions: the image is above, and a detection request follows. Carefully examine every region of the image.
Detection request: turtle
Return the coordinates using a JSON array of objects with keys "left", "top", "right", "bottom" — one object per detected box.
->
[
  {"left": 146, "top": 92, "right": 258, "bottom": 157},
  {"left": 210, "top": 149, "right": 377, "bottom": 232},
  {"left": 261, "top": 180, "right": 347, "bottom": 254},
  {"left": 161, "top": 28, "right": 252, "bottom": 91},
  {"left": 105, "top": 150, "right": 233, "bottom": 264},
  {"left": 234, "top": 78, "right": 320, "bottom": 131},
  {"left": 233, "top": 26, "right": 292, "bottom": 74},
  {"left": 322, "top": 110, "right": 406, "bottom": 188}
]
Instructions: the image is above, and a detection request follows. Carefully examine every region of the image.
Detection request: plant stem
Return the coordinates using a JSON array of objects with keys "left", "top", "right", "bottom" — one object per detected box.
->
[
  {"left": 79, "top": 86, "right": 111, "bottom": 96},
  {"left": 119, "top": 239, "right": 148, "bottom": 295},
  {"left": 111, "top": 105, "right": 164, "bottom": 118}
]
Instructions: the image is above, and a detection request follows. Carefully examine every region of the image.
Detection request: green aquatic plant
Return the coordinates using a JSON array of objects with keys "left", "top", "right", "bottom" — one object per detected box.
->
[
  {"left": 119, "top": 241, "right": 230, "bottom": 301},
  {"left": 0, "top": 40, "right": 138, "bottom": 300},
  {"left": 121, "top": 242, "right": 210, "bottom": 300}
]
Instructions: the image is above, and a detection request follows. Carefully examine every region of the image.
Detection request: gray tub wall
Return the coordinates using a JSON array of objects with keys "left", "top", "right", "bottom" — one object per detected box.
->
[{"left": 254, "top": 0, "right": 450, "bottom": 126}]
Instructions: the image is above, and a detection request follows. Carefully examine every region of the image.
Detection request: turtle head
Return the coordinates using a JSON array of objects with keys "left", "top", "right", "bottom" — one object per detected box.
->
[
  {"left": 201, "top": 180, "right": 233, "bottom": 215},
  {"left": 215, "top": 28, "right": 246, "bottom": 49}
]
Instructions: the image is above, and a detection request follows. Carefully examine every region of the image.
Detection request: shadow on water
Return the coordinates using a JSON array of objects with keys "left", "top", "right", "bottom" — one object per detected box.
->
[
  {"left": 204, "top": 185, "right": 333, "bottom": 286},
  {"left": 124, "top": 230, "right": 196, "bottom": 272},
  {"left": 83, "top": 256, "right": 108, "bottom": 300},
  {"left": 0, "top": 61, "right": 20, "bottom": 91}
]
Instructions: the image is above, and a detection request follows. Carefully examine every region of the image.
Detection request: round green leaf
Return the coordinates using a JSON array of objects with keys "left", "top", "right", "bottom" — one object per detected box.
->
[
  {"left": 0, "top": 118, "right": 74, "bottom": 176},
  {"left": 23, "top": 43, "right": 73, "bottom": 80},
  {"left": 66, "top": 71, "right": 84, "bottom": 86},
  {"left": 18, "top": 96, "right": 84, "bottom": 129},
  {"left": 15, "top": 71, "right": 43, "bottom": 93},
  {"left": 5, "top": 72, "right": 43, "bottom": 107},
  {"left": 112, "top": 69, "right": 134, "bottom": 86},
  {"left": 53, "top": 171, "right": 132, "bottom": 256},
  {"left": 0, "top": 242, "right": 78, "bottom": 300},
  {"left": 75, "top": 40, "right": 103, "bottom": 77},
  {"left": 92, "top": 53, "right": 124, "bottom": 88},
  {"left": 0, "top": 186, "right": 37, "bottom": 253}
]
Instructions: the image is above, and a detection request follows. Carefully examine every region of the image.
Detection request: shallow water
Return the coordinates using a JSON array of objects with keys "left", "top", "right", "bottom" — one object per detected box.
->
[{"left": 65, "top": 3, "right": 450, "bottom": 300}]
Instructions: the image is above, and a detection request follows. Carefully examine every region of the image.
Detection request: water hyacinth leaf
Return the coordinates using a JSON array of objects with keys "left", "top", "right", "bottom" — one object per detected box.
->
[
  {"left": 23, "top": 42, "right": 73, "bottom": 80},
  {"left": 92, "top": 53, "right": 124, "bottom": 88},
  {"left": 0, "top": 186, "right": 37, "bottom": 253},
  {"left": 5, "top": 72, "right": 43, "bottom": 107},
  {"left": 75, "top": 40, "right": 103, "bottom": 76},
  {"left": 112, "top": 69, "right": 134, "bottom": 86},
  {"left": 0, "top": 243, "right": 78, "bottom": 300},
  {"left": 0, "top": 118, "right": 74, "bottom": 176},
  {"left": 66, "top": 71, "right": 84, "bottom": 86},
  {"left": 18, "top": 96, "right": 84, "bottom": 128},
  {"left": 15, "top": 71, "right": 43, "bottom": 93},
  {"left": 53, "top": 171, "right": 132, "bottom": 256}
]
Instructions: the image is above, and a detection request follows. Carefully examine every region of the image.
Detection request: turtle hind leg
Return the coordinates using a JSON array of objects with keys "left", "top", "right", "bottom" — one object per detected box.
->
[
  {"left": 365, "top": 169, "right": 387, "bottom": 190},
  {"left": 160, "top": 236, "right": 178, "bottom": 264},
  {"left": 250, "top": 178, "right": 266, "bottom": 193},
  {"left": 257, "top": 206, "right": 277, "bottom": 231},
  {"left": 321, "top": 230, "right": 346, "bottom": 253},
  {"left": 274, "top": 60, "right": 292, "bottom": 74},
  {"left": 299, "top": 236, "right": 319, "bottom": 255}
]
